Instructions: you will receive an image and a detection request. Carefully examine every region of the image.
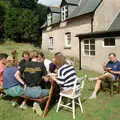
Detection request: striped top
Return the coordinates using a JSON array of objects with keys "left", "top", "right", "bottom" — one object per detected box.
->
[{"left": 56, "top": 64, "right": 77, "bottom": 90}]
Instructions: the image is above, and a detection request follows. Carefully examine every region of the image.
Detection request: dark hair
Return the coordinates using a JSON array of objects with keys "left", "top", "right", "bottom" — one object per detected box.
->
[
  {"left": 0, "top": 53, "right": 8, "bottom": 60},
  {"left": 54, "top": 52, "right": 61, "bottom": 56},
  {"left": 22, "top": 51, "right": 30, "bottom": 57},
  {"left": 108, "top": 52, "right": 116, "bottom": 57},
  {"left": 38, "top": 52, "right": 45, "bottom": 58}
]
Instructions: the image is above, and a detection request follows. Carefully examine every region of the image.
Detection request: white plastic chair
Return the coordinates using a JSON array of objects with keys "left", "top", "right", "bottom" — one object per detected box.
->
[{"left": 56, "top": 75, "right": 87, "bottom": 119}]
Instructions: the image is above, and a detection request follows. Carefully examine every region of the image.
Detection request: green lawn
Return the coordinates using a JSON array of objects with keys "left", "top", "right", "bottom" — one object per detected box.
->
[{"left": 0, "top": 41, "right": 120, "bottom": 120}]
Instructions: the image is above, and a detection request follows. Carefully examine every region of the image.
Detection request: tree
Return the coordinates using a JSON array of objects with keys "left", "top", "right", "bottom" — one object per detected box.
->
[
  {"left": 3, "top": 0, "right": 48, "bottom": 47},
  {"left": 9, "top": 0, "right": 38, "bottom": 9},
  {"left": 4, "top": 7, "right": 40, "bottom": 43},
  {"left": 0, "top": 4, "right": 5, "bottom": 39}
]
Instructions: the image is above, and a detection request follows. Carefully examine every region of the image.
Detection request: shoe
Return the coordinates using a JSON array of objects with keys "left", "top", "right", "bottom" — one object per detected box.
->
[
  {"left": 89, "top": 93, "right": 96, "bottom": 99},
  {"left": 32, "top": 102, "right": 42, "bottom": 116},
  {"left": 19, "top": 102, "right": 28, "bottom": 110},
  {"left": 11, "top": 101, "right": 18, "bottom": 107}
]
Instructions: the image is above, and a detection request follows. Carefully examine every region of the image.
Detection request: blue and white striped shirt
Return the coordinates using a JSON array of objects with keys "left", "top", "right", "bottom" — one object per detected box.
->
[{"left": 56, "top": 64, "right": 77, "bottom": 90}]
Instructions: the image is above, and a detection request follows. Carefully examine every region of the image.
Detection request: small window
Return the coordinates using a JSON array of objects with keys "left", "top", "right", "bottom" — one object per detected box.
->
[
  {"left": 65, "top": 32, "right": 71, "bottom": 48},
  {"left": 104, "top": 38, "right": 115, "bottom": 46},
  {"left": 84, "top": 39, "right": 95, "bottom": 56},
  {"left": 61, "top": 5, "right": 68, "bottom": 21},
  {"left": 48, "top": 37, "right": 54, "bottom": 50}
]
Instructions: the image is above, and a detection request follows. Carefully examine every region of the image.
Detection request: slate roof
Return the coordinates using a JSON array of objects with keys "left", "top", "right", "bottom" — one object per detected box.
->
[
  {"left": 69, "top": 0, "right": 102, "bottom": 19},
  {"left": 108, "top": 12, "right": 120, "bottom": 31},
  {"left": 43, "top": 0, "right": 102, "bottom": 27},
  {"left": 49, "top": 7, "right": 60, "bottom": 13},
  {"left": 65, "top": 0, "right": 79, "bottom": 5}
]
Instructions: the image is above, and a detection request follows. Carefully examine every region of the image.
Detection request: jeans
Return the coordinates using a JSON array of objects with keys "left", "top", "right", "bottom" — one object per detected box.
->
[{"left": 24, "top": 86, "right": 49, "bottom": 98}]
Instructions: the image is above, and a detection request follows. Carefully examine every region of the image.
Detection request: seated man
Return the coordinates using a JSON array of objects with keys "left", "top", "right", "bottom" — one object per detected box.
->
[
  {"left": 15, "top": 50, "right": 49, "bottom": 112},
  {"left": 37, "top": 52, "right": 51, "bottom": 73},
  {"left": 89, "top": 53, "right": 120, "bottom": 99}
]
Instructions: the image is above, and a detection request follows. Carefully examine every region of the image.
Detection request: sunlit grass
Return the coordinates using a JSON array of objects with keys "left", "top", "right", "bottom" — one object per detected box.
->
[{"left": 0, "top": 41, "right": 120, "bottom": 120}]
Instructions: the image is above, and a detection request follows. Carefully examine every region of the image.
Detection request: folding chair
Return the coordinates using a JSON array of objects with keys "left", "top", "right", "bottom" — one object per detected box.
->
[{"left": 56, "top": 75, "right": 87, "bottom": 119}]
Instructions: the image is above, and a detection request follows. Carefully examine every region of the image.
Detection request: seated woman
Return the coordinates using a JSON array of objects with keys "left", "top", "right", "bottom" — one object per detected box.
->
[
  {"left": 50, "top": 54, "right": 77, "bottom": 93},
  {"left": 3, "top": 57, "right": 24, "bottom": 106},
  {"left": 3, "top": 57, "right": 24, "bottom": 97}
]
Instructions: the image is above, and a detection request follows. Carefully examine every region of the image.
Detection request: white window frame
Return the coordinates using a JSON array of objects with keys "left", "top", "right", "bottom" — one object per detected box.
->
[
  {"left": 61, "top": 5, "right": 68, "bottom": 21},
  {"left": 103, "top": 37, "right": 115, "bottom": 47},
  {"left": 47, "top": 13, "right": 52, "bottom": 26},
  {"left": 65, "top": 32, "right": 71, "bottom": 48},
  {"left": 84, "top": 39, "right": 95, "bottom": 56},
  {"left": 48, "top": 37, "right": 54, "bottom": 50}
]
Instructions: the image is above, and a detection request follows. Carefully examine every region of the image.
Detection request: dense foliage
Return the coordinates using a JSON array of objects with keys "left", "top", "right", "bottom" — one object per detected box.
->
[{"left": 0, "top": 0, "right": 48, "bottom": 47}]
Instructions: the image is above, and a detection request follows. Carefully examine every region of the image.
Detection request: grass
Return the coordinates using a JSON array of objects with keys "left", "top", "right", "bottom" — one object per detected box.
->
[{"left": 0, "top": 41, "right": 120, "bottom": 120}]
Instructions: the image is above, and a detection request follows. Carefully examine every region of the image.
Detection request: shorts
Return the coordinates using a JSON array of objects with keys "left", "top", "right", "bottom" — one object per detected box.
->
[{"left": 5, "top": 85, "right": 24, "bottom": 97}]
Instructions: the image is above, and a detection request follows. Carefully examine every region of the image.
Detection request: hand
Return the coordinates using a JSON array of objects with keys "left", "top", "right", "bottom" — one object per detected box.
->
[
  {"left": 106, "top": 68, "right": 112, "bottom": 72},
  {"left": 50, "top": 75, "right": 57, "bottom": 81},
  {"left": 24, "top": 83, "right": 27, "bottom": 89},
  {"left": 42, "top": 76, "right": 49, "bottom": 82}
]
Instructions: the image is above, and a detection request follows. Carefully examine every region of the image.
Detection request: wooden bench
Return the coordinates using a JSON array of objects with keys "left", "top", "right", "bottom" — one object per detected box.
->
[
  {"left": 0, "top": 79, "right": 55, "bottom": 118},
  {"left": 20, "top": 79, "right": 55, "bottom": 118},
  {"left": 0, "top": 88, "right": 4, "bottom": 94}
]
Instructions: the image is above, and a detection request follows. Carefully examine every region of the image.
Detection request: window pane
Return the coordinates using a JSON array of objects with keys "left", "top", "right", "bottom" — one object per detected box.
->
[
  {"left": 84, "top": 45, "right": 89, "bottom": 49},
  {"left": 90, "top": 51, "right": 95, "bottom": 55},
  {"left": 84, "top": 50, "right": 89, "bottom": 55},
  {"left": 90, "top": 39, "right": 95, "bottom": 44},
  {"left": 84, "top": 40, "right": 89, "bottom": 44},
  {"left": 90, "top": 45, "right": 95, "bottom": 50},
  {"left": 104, "top": 38, "right": 115, "bottom": 46}
]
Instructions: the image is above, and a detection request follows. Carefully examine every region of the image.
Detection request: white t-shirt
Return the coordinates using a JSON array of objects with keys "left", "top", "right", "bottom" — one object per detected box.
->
[{"left": 44, "top": 59, "right": 51, "bottom": 72}]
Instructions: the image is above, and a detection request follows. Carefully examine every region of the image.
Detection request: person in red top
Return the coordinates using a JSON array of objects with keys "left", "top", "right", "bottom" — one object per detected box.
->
[{"left": 0, "top": 53, "right": 8, "bottom": 89}]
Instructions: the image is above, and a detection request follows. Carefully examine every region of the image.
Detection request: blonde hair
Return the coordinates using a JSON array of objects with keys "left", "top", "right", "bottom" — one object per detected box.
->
[
  {"left": 6, "top": 56, "right": 17, "bottom": 67},
  {"left": 55, "top": 54, "right": 66, "bottom": 68},
  {"left": 30, "top": 50, "right": 38, "bottom": 59}
]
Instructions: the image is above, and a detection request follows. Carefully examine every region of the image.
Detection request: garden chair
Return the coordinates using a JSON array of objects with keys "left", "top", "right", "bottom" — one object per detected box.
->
[
  {"left": 101, "top": 77, "right": 120, "bottom": 96},
  {"left": 56, "top": 75, "right": 87, "bottom": 119}
]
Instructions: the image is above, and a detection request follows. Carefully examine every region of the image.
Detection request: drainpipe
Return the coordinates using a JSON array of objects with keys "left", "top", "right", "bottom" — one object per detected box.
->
[
  {"left": 91, "top": 14, "right": 94, "bottom": 32},
  {"left": 79, "top": 37, "right": 81, "bottom": 70}
]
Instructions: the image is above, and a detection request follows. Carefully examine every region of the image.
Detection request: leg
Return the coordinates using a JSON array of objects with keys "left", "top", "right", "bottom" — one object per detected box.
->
[
  {"left": 89, "top": 80, "right": 101, "bottom": 99},
  {"left": 89, "top": 72, "right": 114, "bottom": 81},
  {"left": 19, "top": 99, "right": 27, "bottom": 109}
]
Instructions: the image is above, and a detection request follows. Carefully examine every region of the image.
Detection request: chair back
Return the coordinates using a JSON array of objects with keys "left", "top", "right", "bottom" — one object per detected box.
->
[{"left": 72, "top": 75, "right": 87, "bottom": 96}]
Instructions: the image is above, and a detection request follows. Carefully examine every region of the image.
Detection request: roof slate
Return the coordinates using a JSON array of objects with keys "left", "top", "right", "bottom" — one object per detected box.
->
[
  {"left": 108, "top": 12, "right": 120, "bottom": 31},
  {"left": 50, "top": 7, "right": 60, "bottom": 13},
  {"left": 65, "top": 0, "right": 79, "bottom": 5},
  {"left": 69, "top": 0, "right": 102, "bottom": 19}
]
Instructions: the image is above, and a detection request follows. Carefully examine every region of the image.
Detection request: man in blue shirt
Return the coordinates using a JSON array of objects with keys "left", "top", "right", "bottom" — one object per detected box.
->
[{"left": 89, "top": 53, "right": 120, "bottom": 99}]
